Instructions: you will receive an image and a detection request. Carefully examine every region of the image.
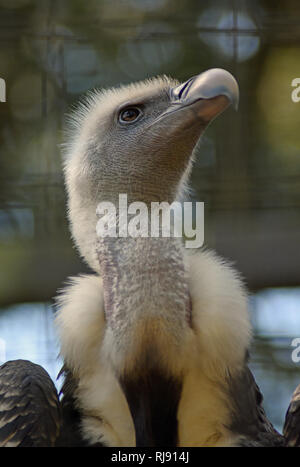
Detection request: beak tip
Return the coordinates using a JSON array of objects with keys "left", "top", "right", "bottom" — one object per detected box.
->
[
  {"left": 207, "top": 68, "right": 239, "bottom": 111},
  {"left": 191, "top": 68, "right": 239, "bottom": 112}
]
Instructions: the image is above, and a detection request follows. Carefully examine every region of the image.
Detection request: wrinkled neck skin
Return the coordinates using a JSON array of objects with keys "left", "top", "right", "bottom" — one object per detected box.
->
[
  {"left": 96, "top": 187, "right": 194, "bottom": 446},
  {"left": 97, "top": 233, "right": 191, "bottom": 375}
]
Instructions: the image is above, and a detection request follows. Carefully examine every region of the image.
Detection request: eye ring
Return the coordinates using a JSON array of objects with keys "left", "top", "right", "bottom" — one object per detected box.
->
[{"left": 118, "top": 106, "right": 143, "bottom": 124}]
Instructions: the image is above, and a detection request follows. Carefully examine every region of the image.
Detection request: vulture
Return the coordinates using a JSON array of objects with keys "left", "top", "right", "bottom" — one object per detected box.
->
[{"left": 0, "top": 69, "right": 299, "bottom": 447}]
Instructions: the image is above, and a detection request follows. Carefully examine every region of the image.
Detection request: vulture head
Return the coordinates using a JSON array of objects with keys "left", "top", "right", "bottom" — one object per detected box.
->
[{"left": 64, "top": 69, "right": 239, "bottom": 272}]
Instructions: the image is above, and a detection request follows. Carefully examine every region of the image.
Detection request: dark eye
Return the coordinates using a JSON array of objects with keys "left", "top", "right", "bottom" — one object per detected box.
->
[{"left": 119, "top": 107, "right": 142, "bottom": 124}]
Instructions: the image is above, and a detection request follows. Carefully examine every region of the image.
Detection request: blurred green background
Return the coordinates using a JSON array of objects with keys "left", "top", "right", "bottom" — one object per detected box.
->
[{"left": 0, "top": 0, "right": 300, "bottom": 432}]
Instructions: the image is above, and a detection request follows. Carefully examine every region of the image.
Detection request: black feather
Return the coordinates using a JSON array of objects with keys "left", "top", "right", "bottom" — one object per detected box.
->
[
  {"left": 283, "top": 384, "right": 300, "bottom": 447},
  {"left": 226, "top": 361, "right": 286, "bottom": 446},
  {"left": 0, "top": 360, "right": 61, "bottom": 447}
]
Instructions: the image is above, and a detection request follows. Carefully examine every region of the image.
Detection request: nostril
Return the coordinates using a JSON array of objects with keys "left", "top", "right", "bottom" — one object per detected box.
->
[{"left": 172, "top": 77, "right": 196, "bottom": 101}]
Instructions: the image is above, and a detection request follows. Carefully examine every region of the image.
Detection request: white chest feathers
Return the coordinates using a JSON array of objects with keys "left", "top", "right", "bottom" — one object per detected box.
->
[{"left": 55, "top": 249, "right": 251, "bottom": 447}]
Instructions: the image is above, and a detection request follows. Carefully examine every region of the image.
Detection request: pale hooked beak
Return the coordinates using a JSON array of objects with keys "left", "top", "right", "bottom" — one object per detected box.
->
[
  {"left": 171, "top": 68, "right": 239, "bottom": 111},
  {"left": 151, "top": 68, "right": 239, "bottom": 130}
]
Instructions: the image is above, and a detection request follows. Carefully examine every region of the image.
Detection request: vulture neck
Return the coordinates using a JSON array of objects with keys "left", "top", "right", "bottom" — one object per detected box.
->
[{"left": 97, "top": 233, "right": 191, "bottom": 446}]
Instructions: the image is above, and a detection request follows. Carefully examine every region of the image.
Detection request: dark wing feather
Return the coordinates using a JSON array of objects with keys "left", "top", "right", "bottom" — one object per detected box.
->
[
  {"left": 283, "top": 383, "right": 300, "bottom": 447},
  {"left": 0, "top": 359, "right": 61, "bottom": 447},
  {"left": 227, "top": 364, "right": 286, "bottom": 446}
]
